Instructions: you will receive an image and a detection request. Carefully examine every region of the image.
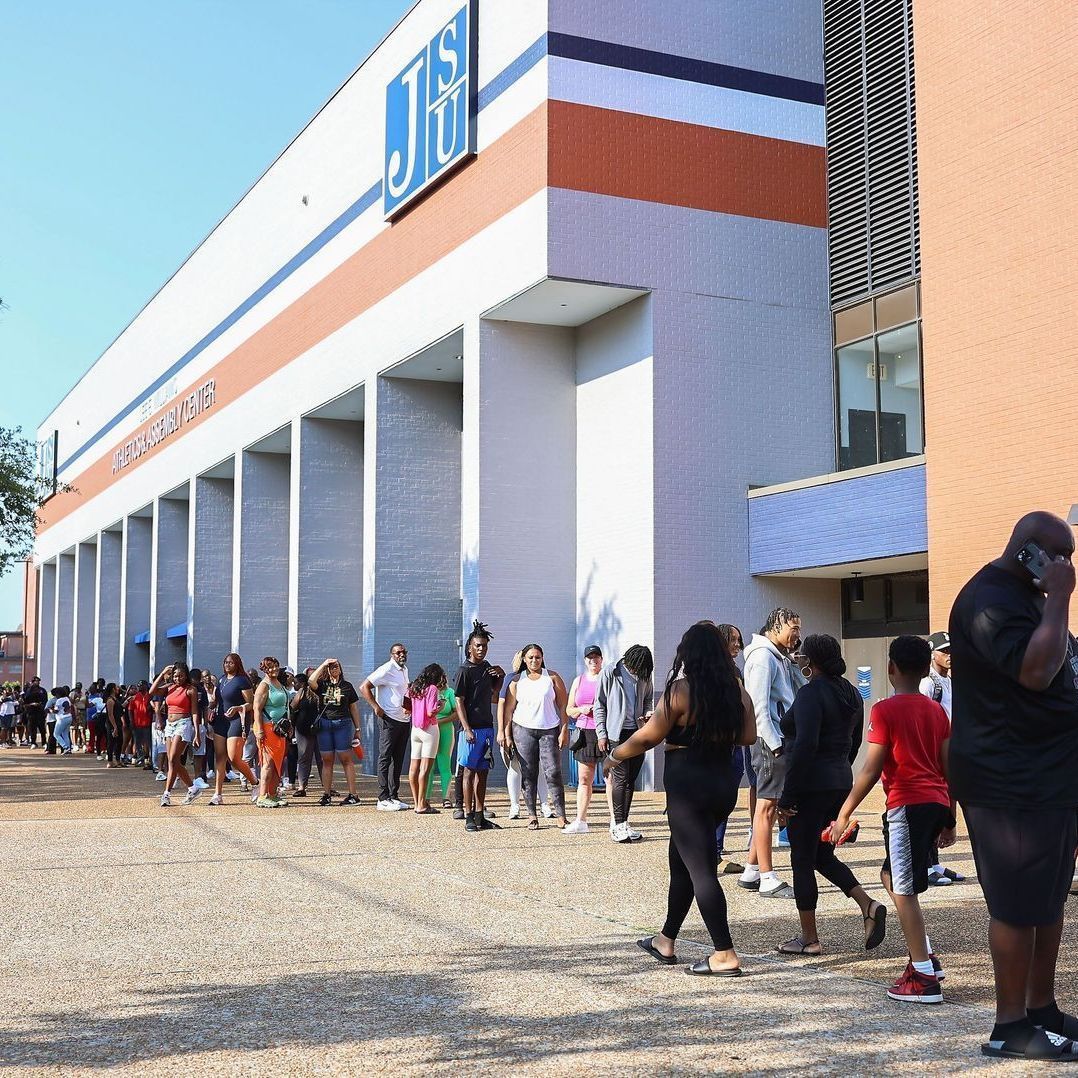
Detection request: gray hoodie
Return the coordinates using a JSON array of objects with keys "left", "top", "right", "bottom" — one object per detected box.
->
[{"left": 742, "top": 634, "right": 806, "bottom": 751}]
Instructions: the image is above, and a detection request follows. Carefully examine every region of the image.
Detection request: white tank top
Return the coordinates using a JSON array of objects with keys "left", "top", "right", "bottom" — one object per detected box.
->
[{"left": 513, "top": 672, "right": 560, "bottom": 730}]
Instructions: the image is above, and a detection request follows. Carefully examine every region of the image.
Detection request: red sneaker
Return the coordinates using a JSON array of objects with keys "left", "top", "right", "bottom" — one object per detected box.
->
[{"left": 887, "top": 962, "right": 943, "bottom": 1004}]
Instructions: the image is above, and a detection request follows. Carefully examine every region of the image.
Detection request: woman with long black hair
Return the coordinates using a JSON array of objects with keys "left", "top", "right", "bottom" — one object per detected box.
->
[
  {"left": 103, "top": 683, "right": 126, "bottom": 769},
  {"left": 209, "top": 653, "right": 258, "bottom": 805},
  {"left": 148, "top": 663, "right": 202, "bottom": 807},
  {"left": 407, "top": 663, "right": 446, "bottom": 815},
  {"left": 612, "top": 621, "right": 755, "bottom": 976}
]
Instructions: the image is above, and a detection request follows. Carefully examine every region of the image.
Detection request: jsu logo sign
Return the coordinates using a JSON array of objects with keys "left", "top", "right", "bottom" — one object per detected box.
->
[{"left": 384, "top": 2, "right": 477, "bottom": 218}]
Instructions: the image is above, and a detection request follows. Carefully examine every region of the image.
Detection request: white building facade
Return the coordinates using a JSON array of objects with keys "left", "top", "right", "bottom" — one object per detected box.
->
[{"left": 33, "top": 0, "right": 839, "bottom": 774}]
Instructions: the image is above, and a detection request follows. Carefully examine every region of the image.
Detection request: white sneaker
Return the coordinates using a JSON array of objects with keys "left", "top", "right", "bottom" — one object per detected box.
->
[
  {"left": 541, "top": 804, "right": 556, "bottom": 819},
  {"left": 227, "top": 770, "right": 239, "bottom": 781},
  {"left": 610, "top": 822, "right": 632, "bottom": 843},
  {"left": 160, "top": 791, "right": 171, "bottom": 808},
  {"left": 207, "top": 770, "right": 215, "bottom": 779},
  {"left": 183, "top": 786, "right": 203, "bottom": 806},
  {"left": 154, "top": 771, "right": 167, "bottom": 781},
  {"left": 508, "top": 805, "right": 521, "bottom": 820},
  {"left": 250, "top": 791, "right": 260, "bottom": 804},
  {"left": 376, "top": 800, "right": 396, "bottom": 811},
  {"left": 392, "top": 799, "right": 411, "bottom": 811},
  {"left": 562, "top": 820, "right": 589, "bottom": 834},
  {"left": 208, "top": 793, "right": 223, "bottom": 806},
  {"left": 627, "top": 826, "right": 643, "bottom": 842},
  {"left": 280, "top": 780, "right": 292, "bottom": 791},
  {"left": 192, "top": 777, "right": 208, "bottom": 791}
]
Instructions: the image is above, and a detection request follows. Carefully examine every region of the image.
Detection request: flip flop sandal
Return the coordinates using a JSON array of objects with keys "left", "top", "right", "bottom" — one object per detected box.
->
[
  {"left": 414, "top": 806, "right": 440, "bottom": 814},
  {"left": 527, "top": 819, "right": 540, "bottom": 831},
  {"left": 777, "top": 936, "right": 822, "bottom": 955},
  {"left": 442, "top": 799, "right": 453, "bottom": 809},
  {"left": 864, "top": 902, "right": 887, "bottom": 950},
  {"left": 685, "top": 960, "right": 742, "bottom": 977},
  {"left": 636, "top": 936, "right": 677, "bottom": 965}
]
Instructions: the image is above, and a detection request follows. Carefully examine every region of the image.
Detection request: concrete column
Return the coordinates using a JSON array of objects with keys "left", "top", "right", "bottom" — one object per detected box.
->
[
  {"left": 290, "top": 417, "right": 363, "bottom": 674},
  {"left": 234, "top": 449, "right": 290, "bottom": 664},
  {"left": 363, "top": 377, "right": 462, "bottom": 677},
  {"left": 189, "top": 476, "right": 234, "bottom": 670},
  {"left": 95, "top": 529, "right": 123, "bottom": 683},
  {"left": 461, "top": 319, "right": 577, "bottom": 675},
  {"left": 151, "top": 496, "right": 189, "bottom": 673},
  {"left": 72, "top": 540, "right": 97, "bottom": 686},
  {"left": 37, "top": 559, "right": 56, "bottom": 686},
  {"left": 54, "top": 551, "right": 76, "bottom": 687},
  {"left": 120, "top": 515, "right": 152, "bottom": 683}
]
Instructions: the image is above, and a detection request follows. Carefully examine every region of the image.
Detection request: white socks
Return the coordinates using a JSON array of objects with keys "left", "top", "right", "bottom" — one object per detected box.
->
[
  {"left": 739, "top": 865, "right": 760, "bottom": 883},
  {"left": 912, "top": 959, "right": 935, "bottom": 976}
]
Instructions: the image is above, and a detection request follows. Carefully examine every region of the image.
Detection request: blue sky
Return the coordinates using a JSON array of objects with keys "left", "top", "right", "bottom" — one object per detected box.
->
[{"left": 0, "top": 0, "right": 412, "bottom": 631}]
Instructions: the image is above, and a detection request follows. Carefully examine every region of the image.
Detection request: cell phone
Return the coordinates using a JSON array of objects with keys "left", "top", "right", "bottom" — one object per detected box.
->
[{"left": 1016, "top": 541, "right": 1054, "bottom": 581}]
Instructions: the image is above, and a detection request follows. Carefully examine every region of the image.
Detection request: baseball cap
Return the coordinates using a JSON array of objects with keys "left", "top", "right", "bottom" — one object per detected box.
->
[
  {"left": 583, "top": 645, "right": 603, "bottom": 659},
  {"left": 927, "top": 631, "right": 950, "bottom": 653}
]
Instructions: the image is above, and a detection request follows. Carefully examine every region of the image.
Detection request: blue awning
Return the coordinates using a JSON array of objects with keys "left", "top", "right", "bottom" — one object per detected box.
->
[
  {"left": 166, "top": 623, "right": 187, "bottom": 640},
  {"left": 133, "top": 630, "right": 150, "bottom": 645}
]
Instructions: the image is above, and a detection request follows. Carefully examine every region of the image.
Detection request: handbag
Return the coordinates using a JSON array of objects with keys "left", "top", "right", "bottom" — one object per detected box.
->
[{"left": 568, "top": 725, "right": 587, "bottom": 753}]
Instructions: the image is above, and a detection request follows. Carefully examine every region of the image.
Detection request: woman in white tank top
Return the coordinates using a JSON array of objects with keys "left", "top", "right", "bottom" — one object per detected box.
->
[{"left": 504, "top": 644, "right": 569, "bottom": 830}]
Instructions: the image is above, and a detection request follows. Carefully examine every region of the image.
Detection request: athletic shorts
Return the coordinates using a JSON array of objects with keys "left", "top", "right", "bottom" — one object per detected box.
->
[
  {"left": 410, "top": 723, "right": 439, "bottom": 760},
  {"left": 164, "top": 718, "right": 194, "bottom": 744},
  {"left": 573, "top": 727, "right": 601, "bottom": 765},
  {"left": 750, "top": 740, "right": 787, "bottom": 800},
  {"left": 457, "top": 727, "right": 495, "bottom": 771},
  {"left": 0, "top": 716, "right": 14, "bottom": 730},
  {"left": 963, "top": 804, "right": 1078, "bottom": 927},
  {"left": 882, "top": 802, "right": 953, "bottom": 896},
  {"left": 317, "top": 717, "right": 353, "bottom": 755}
]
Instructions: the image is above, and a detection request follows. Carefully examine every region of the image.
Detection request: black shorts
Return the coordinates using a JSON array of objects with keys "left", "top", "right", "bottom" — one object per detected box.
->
[
  {"left": 573, "top": 728, "right": 600, "bottom": 765},
  {"left": 881, "top": 802, "right": 953, "bottom": 896},
  {"left": 963, "top": 804, "right": 1078, "bottom": 927}
]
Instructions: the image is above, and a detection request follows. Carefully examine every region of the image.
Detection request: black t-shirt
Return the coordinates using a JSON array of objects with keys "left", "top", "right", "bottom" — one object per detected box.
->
[
  {"left": 949, "top": 563, "right": 1078, "bottom": 808},
  {"left": 291, "top": 692, "right": 321, "bottom": 735},
  {"left": 316, "top": 678, "right": 359, "bottom": 721},
  {"left": 455, "top": 660, "right": 498, "bottom": 729},
  {"left": 23, "top": 686, "right": 47, "bottom": 713}
]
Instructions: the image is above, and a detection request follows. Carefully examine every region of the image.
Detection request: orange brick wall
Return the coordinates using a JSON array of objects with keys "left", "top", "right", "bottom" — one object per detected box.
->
[{"left": 915, "top": 0, "right": 1078, "bottom": 626}]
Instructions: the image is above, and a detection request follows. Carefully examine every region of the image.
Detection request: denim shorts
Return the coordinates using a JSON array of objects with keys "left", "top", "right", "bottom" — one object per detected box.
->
[
  {"left": 317, "top": 717, "right": 354, "bottom": 754},
  {"left": 164, "top": 718, "right": 194, "bottom": 744}
]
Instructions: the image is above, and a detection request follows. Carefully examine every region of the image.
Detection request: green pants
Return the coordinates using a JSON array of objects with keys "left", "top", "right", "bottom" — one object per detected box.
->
[{"left": 427, "top": 721, "right": 454, "bottom": 801}]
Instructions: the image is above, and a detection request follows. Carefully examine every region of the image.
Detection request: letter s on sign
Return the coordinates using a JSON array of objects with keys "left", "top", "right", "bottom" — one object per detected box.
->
[{"left": 436, "top": 22, "right": 459, "bottom": 94}]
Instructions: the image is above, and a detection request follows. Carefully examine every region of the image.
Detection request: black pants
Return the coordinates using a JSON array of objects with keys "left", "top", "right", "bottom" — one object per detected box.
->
[
  {"left": 295, "top": 729, "right": 322, "bottom": 789},
  {"left": 608, "top": 730, "right": 644, "bottom": 824},
  {"left": 106, "top": 724, "right": 124, "bottom": 763},
  {"left": 133, "top": 726, "right": 151, "bottom": 761},
  {"left": 25, "top": 709, "right": 46, "bottom": 746},
  {"left": 785, "top": 788, "right": 862, "bottom": 912},
  {"left": 662, "top": 748, "right": 739, "bottom": 951},
  {"left": 45, "top": 720, "right": 57, "bottom": 754},
  {"left": 377, "top": 717, "right": 410, "bottom": 802}
]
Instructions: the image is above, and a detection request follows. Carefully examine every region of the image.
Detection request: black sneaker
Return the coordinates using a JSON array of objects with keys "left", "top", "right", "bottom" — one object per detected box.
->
[
  {"left": 318, "top": 792, "right": 333, "bottom": 806},
  {"left": 338, "top": 794, "right": 360, "bottom": 806},
  {"left": 465, "top": 812, "right": 479, "bottom": 832},
  {"left": 478, "top": 814, "right": 500, "bottom": 830}
]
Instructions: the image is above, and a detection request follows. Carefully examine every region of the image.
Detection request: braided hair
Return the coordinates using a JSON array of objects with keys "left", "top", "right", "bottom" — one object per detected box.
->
[
  {"left": 466, "top": 619, "right": 494, "bottom": 649},
  {"left": 621, "top": 644, "right": 654, "bottom": 681},
  {"left": 761, "top": 607, "right": 800, "bottom": 636}
]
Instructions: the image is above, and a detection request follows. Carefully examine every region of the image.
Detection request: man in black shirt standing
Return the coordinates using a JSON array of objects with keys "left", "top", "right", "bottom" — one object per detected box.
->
[
  {"left": 454, "top": 621, "right": 504, "bottom": 832},
  {"left": 21, "top": 677, "right": 48, "bottom": 749},
  {"left": 950, "top": 511, "right": 1078, "bottom": 1061}
]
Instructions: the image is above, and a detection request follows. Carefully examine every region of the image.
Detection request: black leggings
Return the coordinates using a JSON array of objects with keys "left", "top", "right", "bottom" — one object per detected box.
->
[
  {"left": 106, "top": 724, "right": 124, "bottom": 763},
  {"left": 662, "top": 748, "right": 739, "bottom": 951},
  {"left": 785, "top": 788, "right": 862, "bottom": 912},
  {"left": 608, "top": 731, "right": 645, "bottom": 824}
]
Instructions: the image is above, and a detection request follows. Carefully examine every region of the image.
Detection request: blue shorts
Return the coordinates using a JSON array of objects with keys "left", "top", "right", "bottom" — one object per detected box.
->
[
  {"left": 317, "top": 718, "right": 354, "bottom": 755},
  {"left": 457, "top": 727, "right": 495, "bottom": 771}
]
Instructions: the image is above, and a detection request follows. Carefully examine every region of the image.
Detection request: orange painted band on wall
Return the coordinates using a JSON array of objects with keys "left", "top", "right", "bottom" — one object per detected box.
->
[{"left": 40, "top": 101, "right": 824, "bottom": 536}]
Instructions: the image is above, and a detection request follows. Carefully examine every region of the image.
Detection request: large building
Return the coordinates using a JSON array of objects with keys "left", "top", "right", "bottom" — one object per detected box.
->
[{"left": 29, "top": 0, "right": 1073, "bottom": 769}]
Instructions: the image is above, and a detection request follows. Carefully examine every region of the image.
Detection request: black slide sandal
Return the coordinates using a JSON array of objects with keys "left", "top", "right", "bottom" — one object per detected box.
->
[
  {"left": 864, "top": 901, "right": 887, "bottom": 950},
  {"left": 637, "top": 936, "right": 677, "bottom": 965},
  {"left": 686, "top": 960, "right": 742, "bottom": 977},
  {"left": 982, "top": 1028, "right": 1078, "bottom": 1060}
]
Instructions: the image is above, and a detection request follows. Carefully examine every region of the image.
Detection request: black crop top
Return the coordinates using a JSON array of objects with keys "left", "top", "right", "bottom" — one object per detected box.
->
[{"left": 666, "top": 723, "right": 694, "bottom": 746}]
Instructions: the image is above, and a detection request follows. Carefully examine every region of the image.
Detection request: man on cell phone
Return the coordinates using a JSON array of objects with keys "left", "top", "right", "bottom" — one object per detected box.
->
[{"left": 949, "top": 511, "right": 1078, "bottom": 1062}]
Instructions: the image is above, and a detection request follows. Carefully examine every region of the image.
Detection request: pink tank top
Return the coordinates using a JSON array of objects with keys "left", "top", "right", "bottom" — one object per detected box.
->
[{"left": 574, "top": 673, "right": 598, "bottom": 729}]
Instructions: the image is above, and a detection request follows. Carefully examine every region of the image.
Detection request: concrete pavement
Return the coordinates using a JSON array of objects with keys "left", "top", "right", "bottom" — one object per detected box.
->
[{"left": 1, "top": 748, "right": 1075, "bottom": 1075}]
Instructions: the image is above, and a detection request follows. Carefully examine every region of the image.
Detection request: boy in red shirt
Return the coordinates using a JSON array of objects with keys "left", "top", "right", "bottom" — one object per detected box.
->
[{"left": 832, "top": 635, "right": 956, "bottom": 1004}]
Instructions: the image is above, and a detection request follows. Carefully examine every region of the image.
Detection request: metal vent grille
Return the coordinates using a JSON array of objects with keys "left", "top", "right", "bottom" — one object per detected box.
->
[{"left": 824, "top": 0, "right": 920, "bottom": 308}]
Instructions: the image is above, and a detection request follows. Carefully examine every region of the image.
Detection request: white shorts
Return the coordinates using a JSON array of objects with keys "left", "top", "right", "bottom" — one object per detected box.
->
[
  {"left": 164, "top": 718, "right": 194, "bottom": 744},
  {"left": 410, "top": 723, "right": 439, "bottom": 760}
]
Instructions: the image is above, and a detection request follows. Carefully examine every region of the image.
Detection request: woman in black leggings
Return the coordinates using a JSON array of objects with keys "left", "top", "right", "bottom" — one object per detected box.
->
[
  {"left": 612, "top": 621, "right": 756, "bottom": 976},
  {"left": 775, "top": 634, "right": 886, "bottom": 955}
]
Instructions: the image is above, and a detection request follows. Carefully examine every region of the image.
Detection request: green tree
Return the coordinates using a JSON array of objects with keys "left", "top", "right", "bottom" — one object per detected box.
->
[{"left": 0, "top": 426, "right": 58, "bottom": 578}]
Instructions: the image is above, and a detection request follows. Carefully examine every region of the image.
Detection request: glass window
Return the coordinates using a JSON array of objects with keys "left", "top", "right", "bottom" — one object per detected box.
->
[
  {"left": 836, "top": 338, "right": 878, "bottom": 469},
  {"left": 876, "top": 323, "right": 923, "bottom": 461},
  {"left": 835, "top": 301, "right": 874, "bottom": 345},
  {"left": 874, "top": 286, "right": 918, "bottom": 331}
]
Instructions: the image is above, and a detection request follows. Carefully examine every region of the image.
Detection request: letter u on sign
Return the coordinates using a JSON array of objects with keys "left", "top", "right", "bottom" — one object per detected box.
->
[{"left": 384, "top": 1, "right": 476, "bottom": 219}]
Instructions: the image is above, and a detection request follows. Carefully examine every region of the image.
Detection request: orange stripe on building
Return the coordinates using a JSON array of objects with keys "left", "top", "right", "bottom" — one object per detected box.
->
[
  {"left": 549, "top": 100, "right": 827, "bottom": 228},
  {"left": 41, "top": 101, "right": 824, "bottom": 534}
]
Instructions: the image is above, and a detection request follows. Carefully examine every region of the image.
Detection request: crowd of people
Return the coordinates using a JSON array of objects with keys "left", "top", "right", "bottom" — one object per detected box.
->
[{"left": 4, "top": 511, "right": 1077, "bottom": 1061}]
